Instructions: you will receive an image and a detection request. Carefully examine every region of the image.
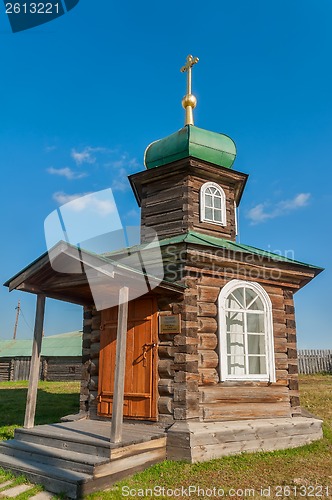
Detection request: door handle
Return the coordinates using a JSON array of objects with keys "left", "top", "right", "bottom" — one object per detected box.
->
[{"left": 142, "top": 343, "right": 156, "bottom": 367}]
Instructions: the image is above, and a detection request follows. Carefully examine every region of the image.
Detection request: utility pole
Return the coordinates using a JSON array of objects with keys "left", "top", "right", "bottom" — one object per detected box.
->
[{"left": 13, "top": 300, "right": 20, "bottom": 340}]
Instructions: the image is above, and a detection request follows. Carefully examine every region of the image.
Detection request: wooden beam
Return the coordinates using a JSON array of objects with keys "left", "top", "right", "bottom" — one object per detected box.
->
[
  {"left": 110, "top": 286, "right": 129, "bottom": 444},
  {"left": 24, "top": 294, "right": 46, "bottom": 429}
]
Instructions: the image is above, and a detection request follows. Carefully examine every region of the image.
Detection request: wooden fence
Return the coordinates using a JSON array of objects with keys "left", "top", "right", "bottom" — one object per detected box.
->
[{"left": 298, "top": 350, "right": 332, "bottom": 375}]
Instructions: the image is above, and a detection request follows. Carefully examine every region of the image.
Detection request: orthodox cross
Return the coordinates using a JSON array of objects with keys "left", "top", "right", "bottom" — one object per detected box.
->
[{"left": 180, "top": 54, "right": 199, "bottom": 126}]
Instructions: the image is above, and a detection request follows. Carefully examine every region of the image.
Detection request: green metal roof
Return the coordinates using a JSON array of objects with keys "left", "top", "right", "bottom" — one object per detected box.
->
[
  {"left": 0, "top": 331, "right": 82, "bottom": 358},
  {"left": 158, "top": 231, "right": 324, "bottom": 270},
  {"left": 104, "top": 230, "right": 323, "bottom": 271},
  {"left": 144, "top": 125, "right": 236, "bottom": 170}
]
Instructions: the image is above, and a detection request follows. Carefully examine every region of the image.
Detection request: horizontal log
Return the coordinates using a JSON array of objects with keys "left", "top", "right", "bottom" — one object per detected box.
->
[
  {"left": 91, "top": 330, "right": 101, "bottom": 344},
  {"left": 198, "top": 317, "right": 218, "bottom": 334},
  {"left": 197, "top": 302, "right": 218, "bottom": 317},
  {"left": 216, "top": 380, "right": 288, "bottom": 387},
  {"left": 198, "top": 286, "right": 220, "bottom": 303},
  {"left": 92, "top": 316, "right": 101, "bottom": 330},
  {"left": 88, "top": 375, "right": 98, "bottom": 390},
  {"left": 202, "top": 401, "right": 291, "bottom": 421},
  {"left": 269, "top": 294, "right": 286, "bottom": 311},
  {"left": 275, "top": 358, "right": 289, "bottom": 370},
  {"left": 158, "top": 379, "right": 174, "bottom": 396},
  {"left": 197, "top": 276, "right": 228, "bottom": 287},
  {"left": 276, "top": 369, "right": 288, "bottom": 381},
  {"left": 90, "top": 342, "right": 100, "bottom": 359},
  {"left": 158, "top": 346, "right": 175, "bottom": 359},
  {"left": 274, "top": 337, "right": 287, "bottom": 353},
  {"left": 199, "top": 385, "right": 289, "bottom": 404},
  {"left": 89, "top": 390, "right": 98, "bottom": 402},
  {"left": 273, "top": 323, "right": 287, "bottom": 338},
  {"left": 89, "top": 359, "right": 99, "bottom": 376},
  {"left": 145, "top": 178, "right": 186, "bottom": 198},
  {"left": 198, "top": 350, "right": 219, "bottom": 369},
  {"left": 199, "top": 333, "right": 218, "bottom": 350},
  {"left": 199, "top": 368, "right": 219, "bottom": 385},
  {"left": 158, "top": 396, "right": 173, "bottom": 415},
  {"left": 272, "top": 310, "right": 286, "bottom": 324},
  {"left": 144, "top": 210, "right": 185, "bottom": 226},
  {"left": 261, "top": 285, "right": 284, "bottom": 296},
  {"left": 158, "top": 359, "right": 174, "bottom": 378}
]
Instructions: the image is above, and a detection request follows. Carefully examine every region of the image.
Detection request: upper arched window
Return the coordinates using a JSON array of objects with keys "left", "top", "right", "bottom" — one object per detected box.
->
[
  {"left": 218, "top": 280, "right": 275, "bottom": 382},
  {"left": 200, "top": 182, "right": 226, "bottom": 226}
]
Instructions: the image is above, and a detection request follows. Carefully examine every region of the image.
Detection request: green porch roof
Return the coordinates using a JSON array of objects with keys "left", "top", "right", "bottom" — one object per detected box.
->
[
  {"left": 144, "top": 125, "right": 236, "bottom": 170},
  {"left": 0, "top": 331, "right": 82, "bottom": 358}
]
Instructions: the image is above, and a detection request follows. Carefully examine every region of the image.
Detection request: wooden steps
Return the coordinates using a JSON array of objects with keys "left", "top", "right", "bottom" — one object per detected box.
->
[{"left": 0, "top": 421, "right": 167, "bottom": 498}]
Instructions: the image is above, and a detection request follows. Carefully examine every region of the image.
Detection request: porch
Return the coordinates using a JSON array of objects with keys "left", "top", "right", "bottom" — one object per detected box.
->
[{"left": 0, "top": 419, "right": 167, "bottom": 498}]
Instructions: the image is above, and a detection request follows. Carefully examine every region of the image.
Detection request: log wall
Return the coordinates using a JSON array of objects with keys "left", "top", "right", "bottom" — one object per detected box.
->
[
  {"left": 80, "top": 243, "right": 310, "bottom": 423},
  {"left": 139, "top": 161, "right": 242, "bottom": 243},
  {"left": 178, "top": 244, "right": 303, "bottom": 422},
  {"left": 80, "top": 306, "right": 100, "bottom": 415},
  {"left": 188, "top": 176, "right": 236, "bottom": 240},
  {"left": 196, "top": 276, "right": 295, "bottom": 421}
]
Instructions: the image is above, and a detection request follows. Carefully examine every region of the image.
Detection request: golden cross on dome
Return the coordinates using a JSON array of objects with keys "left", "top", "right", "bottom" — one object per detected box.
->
[{"left": 180, "top": 54, "right": 199, "bottom": 126}]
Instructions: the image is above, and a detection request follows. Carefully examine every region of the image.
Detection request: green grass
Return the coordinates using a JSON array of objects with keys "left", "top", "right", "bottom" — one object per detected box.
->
[
  {"left": 0, "top": 380, "right": 80, "bottom": 441},
  {"left": 0, "top": 381, "right": 80, "bottom": 498},
  {"left": 0, "top": 376, "right": 332, "bottom": 499}
]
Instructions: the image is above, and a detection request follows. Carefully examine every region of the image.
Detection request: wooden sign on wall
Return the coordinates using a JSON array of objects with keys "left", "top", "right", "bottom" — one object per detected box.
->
[{"left": 159, "top": 314, "right": 181, "bottom": 334}]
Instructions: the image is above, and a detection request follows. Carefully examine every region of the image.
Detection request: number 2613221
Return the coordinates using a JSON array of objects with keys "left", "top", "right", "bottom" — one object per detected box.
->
[{"left": 6, "top": 3, "right": 60, "bottom": 14}]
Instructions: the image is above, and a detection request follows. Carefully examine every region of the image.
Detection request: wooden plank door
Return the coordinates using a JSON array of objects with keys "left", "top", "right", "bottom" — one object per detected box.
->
[{"left": 98, "top": 297, "right": 158, "bottom": 420}]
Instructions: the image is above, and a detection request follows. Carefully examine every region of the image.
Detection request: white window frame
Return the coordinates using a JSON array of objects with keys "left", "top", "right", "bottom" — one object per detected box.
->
[
  {"left": 218, "top": 279, "right": 276, "bottom": 382},
  {"left": 200, "top": 181, "right": 226, "bottom": 226}
]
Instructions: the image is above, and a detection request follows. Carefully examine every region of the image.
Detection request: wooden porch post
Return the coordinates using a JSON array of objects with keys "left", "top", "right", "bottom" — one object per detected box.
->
[
  {"left": 110, "top": 286, "right": 129, "bottom": 443},
  {"left": 24, "top": 294, "right": 46, "bottom": 429}
]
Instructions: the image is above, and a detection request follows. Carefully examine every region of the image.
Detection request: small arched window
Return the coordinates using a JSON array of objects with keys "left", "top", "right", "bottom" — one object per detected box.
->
[
  {"left": 218, "top": 280, "right": 275, "bottom": 382},
  {"left": 200, "top": 182, "right": 226, "bottom": 226}
]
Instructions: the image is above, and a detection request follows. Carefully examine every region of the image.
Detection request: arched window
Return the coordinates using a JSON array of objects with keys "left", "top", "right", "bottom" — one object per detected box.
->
[
  {"left": 218, "top": 280, "right": 275, "bottom": 382},
  {"left": 200, "top": 182, "right": 226, "bottom": 226}
]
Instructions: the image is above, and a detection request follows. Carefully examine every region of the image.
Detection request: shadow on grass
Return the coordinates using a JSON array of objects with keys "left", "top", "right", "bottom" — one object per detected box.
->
[{"left": 0, "top": 388, "right": 79, "bottom": 440}]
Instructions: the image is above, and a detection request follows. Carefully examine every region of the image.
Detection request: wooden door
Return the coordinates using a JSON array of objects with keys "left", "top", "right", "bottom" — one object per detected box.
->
[{"left": 98, "top": 297, "right": 158, "bottom": 420}]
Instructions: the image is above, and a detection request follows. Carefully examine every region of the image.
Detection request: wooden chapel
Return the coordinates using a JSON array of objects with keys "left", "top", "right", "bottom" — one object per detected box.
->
[{"left": 4, "top": 55, "right": 324, "bottom": 468}]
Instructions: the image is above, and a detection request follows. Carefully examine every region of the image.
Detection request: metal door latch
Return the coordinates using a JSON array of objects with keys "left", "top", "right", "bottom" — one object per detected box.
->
[{"left": 142, "top": 343, "right": 156, "bottom": 367}]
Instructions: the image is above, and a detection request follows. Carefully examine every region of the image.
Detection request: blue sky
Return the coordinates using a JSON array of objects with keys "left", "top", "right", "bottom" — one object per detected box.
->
[{"left": 0, "top": 0, "right": 330, "bottom": 348}]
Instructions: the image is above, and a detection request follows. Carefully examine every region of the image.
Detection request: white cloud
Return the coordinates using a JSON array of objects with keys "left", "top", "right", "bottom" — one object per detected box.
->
[
  {"left": 45, "top": 145, "right": 57, "bottom": 153},
  {"left": 47, "top": 167, "right": 87, "bottom": 180},
  {"left": 247, "top": 193, "right": 311, "bottom": 224},
  {"left": 105, "top": 158, "right": 140, "bottom": 192},
  {"left": 278, "top": 193, "right": 311, "bottom": 210},
  {"left": 71, "top": 146, "right": 106, "bottom": 166},
  {"left": 53, "top": 191, "right": 87, "bottom": 205},
  {"left": 53, "top": 191, "right": 116, "bottom": 216}
]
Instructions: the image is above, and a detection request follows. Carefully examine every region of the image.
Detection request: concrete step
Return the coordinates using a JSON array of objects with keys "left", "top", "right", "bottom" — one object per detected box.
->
[
  {"left": 0, "top": 453, "right": 90, "bottom": 498},
  {"left": 15, "top": 426, "right": 110, "bottom": 458},
  {"left": 0, "top": 440, "right": 108, "bottom": 475}
]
